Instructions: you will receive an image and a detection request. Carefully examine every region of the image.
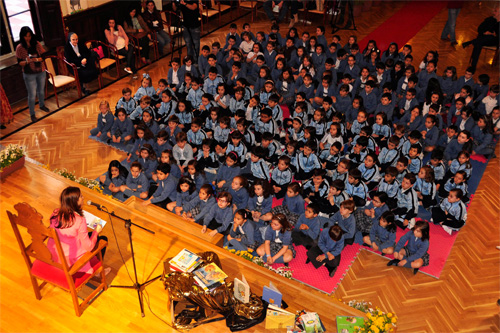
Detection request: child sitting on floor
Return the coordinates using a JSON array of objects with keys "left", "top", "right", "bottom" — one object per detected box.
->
[
  {"left": 364, "top": 211, "right": 396, "bottom": 256},
  {"left": 388, "top": 220, "right": 430, "bottom": 275},
  {"left": 291, "top": 203, "right": 321, "bottom": 250},
  {"left": 306, "top": 224, "right": 345, "bottom": 278},
  {"left": 431, "top": 189, "right": 467, "bottom": 235},
  {"left": 256, "top": 213, "right": 296, "bottom": 265}
]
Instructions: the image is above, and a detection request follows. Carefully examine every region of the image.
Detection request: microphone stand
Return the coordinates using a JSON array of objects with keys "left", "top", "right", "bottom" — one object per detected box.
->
[{"left": 99, "top": 206, "right": 161, "bottom": 317}]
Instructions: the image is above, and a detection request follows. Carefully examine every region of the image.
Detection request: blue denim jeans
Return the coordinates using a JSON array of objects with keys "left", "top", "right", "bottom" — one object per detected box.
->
[
  {"left": 155, "top": 30, "right": 171, "bottom": 55},
  {"left": 183, "top": 26, "right": 201, "bottom": 63},
  {"left": 441, "top": 8, "right": 461, "bottom": 43},
  {"left": 23, "top": 71, "right": 46, "bottom": 117}
]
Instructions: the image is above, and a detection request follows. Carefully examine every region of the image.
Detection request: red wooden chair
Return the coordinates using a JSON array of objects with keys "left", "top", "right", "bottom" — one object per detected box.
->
[{"left": 7, "top": 202, "right": 108, "bottom": 317}]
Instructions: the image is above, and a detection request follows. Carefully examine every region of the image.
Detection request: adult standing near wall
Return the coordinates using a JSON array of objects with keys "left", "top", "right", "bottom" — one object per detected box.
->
[
  {"left": 15, "top": 26, "right": 50, "bottom": 122},
  {"left": 64, "top": 32, "right": 98, "bottom": 96},
  {"left": 173, "top": 0, "right": 201, "bottom": 63},
  {"left": 142, "top": 0, "right": 171, "bottom": 56},
  {"left": 462, "top": 5, "right": 500, "bottom": 71},
  {"left": 105, "top": 17, "right": 137, "bottom": 76},
  {"left": 440, "top": 1, "right": 463, "bottom": 47}
]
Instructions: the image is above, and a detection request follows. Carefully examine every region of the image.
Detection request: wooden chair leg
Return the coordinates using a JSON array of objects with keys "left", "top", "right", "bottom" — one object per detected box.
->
[
  {"left": 493, "top": 48, "right": 499, "bottom": 66},
  {"left": 53, "top": 85, "right": 60, "bottom": 108},
  {"left": 30, "top": 275, "right": 42, "bottom": 300}
]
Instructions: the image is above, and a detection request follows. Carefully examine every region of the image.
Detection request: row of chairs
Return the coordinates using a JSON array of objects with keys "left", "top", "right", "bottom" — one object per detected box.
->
[
  {"left": 43, "top": 9, "right": 183, "bottom": 108},
  {"left": 42, "top": 2, "right": 332, "bottom": 110}
]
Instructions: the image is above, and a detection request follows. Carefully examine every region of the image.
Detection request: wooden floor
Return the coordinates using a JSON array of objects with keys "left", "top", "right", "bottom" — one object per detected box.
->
[
  {"left": 1, "top": 1, "right": 499, "bottom": 332},
  {"left": 1, "top": 163, "right": 362, "bottom": 332}
]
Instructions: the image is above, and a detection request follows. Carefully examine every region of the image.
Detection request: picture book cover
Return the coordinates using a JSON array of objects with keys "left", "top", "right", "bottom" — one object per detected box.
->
[
  {"left": 336, "top": 316, "right": 364, "bottom": 333},
  {"left": 170, "top": 248, "right": 199, "bottom": 270},
  {"left": 193, "top": 263, "right": 227, "bottom": 288},
  {"left": 265, "top": 304, "right": 296, "bottom": 330},
  {"left": 263, "top": 282, "right": 282, "bottom": 307},
  {"left": 234, "top": 274, "right": 250, "bottom": 303},
  {"left": 300, "top": 312, "right": 325, "bottom": 333},
  {"left": 83, "top": 211, "right": 107, "bottom": 230}
]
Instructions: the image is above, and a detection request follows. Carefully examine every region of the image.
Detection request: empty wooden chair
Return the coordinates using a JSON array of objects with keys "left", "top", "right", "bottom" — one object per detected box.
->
[
  {"left": 7, "top": 202, "right": 108, "bottom": 317},
  {"left": 44, "top": 55, "right": 81, "bottom": 108},
  {"left": 238, "top": 0, "right": 259, "bottom": 23}
]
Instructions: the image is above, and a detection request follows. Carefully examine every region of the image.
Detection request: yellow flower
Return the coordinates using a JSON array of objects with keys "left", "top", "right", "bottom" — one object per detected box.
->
[
  {"left": 354, "top": 326, "right": 359, "bottom": 330},
  {"left": 391, "top": 318, "right": 397, "bottom": 323},
  {"left": 385, "top": 323, "right": 392, "bottom": 331},
  {"left": 387, "top": 313, "right": 393, "bottom": 318},
  {"left": 370, "top": 325, "right": 379, "bottom": 333}
]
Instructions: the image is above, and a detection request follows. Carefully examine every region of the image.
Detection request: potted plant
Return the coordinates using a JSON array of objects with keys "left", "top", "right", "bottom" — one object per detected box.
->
[{"left": 0, "top": 144, "right": 26, "bottom": 178}]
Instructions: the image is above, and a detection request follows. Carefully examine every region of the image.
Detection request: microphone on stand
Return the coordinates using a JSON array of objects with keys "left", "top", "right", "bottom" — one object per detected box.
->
[{"left": 87, "top": 200, "right": 103, "bottom": 210}]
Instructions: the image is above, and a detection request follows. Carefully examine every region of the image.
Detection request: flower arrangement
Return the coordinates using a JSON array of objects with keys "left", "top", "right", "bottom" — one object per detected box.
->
[
  {"left": 0, "top": 144, "right": 25, "bottom": 171},
  {"left": 54, "top": 168, "right": 77, "bottom": 181},
  {"left": 224, "top": 247, "right": 294, "bottom": 279},
  {"left": 341, "top": 300, "right": 397, "bottom": 332},
  {"left": 52, "top": 168, "right": 104, "bottom": 195}
]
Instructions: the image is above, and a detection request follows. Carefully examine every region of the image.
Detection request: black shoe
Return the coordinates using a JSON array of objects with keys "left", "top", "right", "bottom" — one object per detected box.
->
[
  {"left": 413, "top": 268, "right": 419, "bottom": 275},
  {"left": 329, "top": 267, "right": 337, "bottom": 278},
  {"left": 40, "top": 106, "right": 50, "bottom": 112},
  {"left": 451, "top": 41, "right": 458, "bottom": 46},
  {"left": 362, "top": 243, "right": 370, "bottom": 247},
  {"left": 284, "top": 262, "right": 289, "bottom": 267},
  {"left": 31, "top": 116, "right": 38, "bottom": 122},
  {"left": 462, "top": 41, "right": 470, "bottom": 49},
  {"left": 380, "top": 253, "right": 387, "bottom": 257},
  {"left": 305, "top": 258, "right": 311, "bottom": 264},
  {"left": 387, "top": 259, "right": 400, "bottom": 266},
  {"left": 83, "top": 89, "right": 90, "bottom": 96},
  {"left": 1, "top": 124, "right": 5, "bottom": 129}
]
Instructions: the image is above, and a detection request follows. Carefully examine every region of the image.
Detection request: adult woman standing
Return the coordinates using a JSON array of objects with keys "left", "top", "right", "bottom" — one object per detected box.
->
[
  {"left": 47, "top": 187, "right": 109, "bottom": 275},
  {"left": 64, "top": 32, "right": 98, "bottom": 95},
  {"left": 15, "top": 26, "right": 50, "bottom": 122},
  {"left": 142, "top": 0, "right": 171, "bottom": 56},
  {"left": 105, "top": 17, "right": 137, "bottom": 76},
  {"left": 124, "top": 5, "right": 152, "bottom": 65}
]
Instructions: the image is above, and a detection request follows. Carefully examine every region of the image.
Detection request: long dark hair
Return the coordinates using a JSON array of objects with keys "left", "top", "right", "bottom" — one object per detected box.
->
[
  {"left": 272, "top": 213, "right": 291, "bottom": 233},
  {"left": 19, "top": 26, "right": 38, "bottom": 54},
  {"left": 55, "top": 186, "right": 83, "bottom": 228},
  {"left": 124, "top": 4, "right": 140, "bottom": 27},
  {"left": 107, "top": 160, "right": 129, "bottom": 179}
]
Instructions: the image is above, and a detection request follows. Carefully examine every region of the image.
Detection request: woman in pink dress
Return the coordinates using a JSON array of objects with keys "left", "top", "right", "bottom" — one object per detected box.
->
[{"left": 48, "top": 186, "right": 108, "bottom": 274}]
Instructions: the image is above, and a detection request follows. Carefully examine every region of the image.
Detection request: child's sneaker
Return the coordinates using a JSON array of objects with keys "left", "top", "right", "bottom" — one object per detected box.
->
[
  {"left": 442, "top": 225, "right": 453, "bottom": 235},
  {"left": 408, "top": 218, "right": 416, "bottom": 229}
]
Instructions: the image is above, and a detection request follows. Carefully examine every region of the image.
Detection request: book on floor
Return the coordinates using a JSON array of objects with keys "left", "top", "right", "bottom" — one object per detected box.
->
[
  {"left": 169, "top": 249, "right": 202, "bottom": 272},
  {"left": 83, "top": 210, "right": 107, "bottom": 230},
  {"left": 193, "top": 263, "right": 227, "bottom": 291},
  {"left": 262, "top": 282, "right": 282, "bottom": 307},
  {"left": 265, "top": 304, "right": 296, "bottom": 330},
  {"left": 234, "top": 274, "right": 250, "bottom": 303},
  {"left": 336, "top": 315, "right": 364, "bottom": 333},
  {"left": 299, "top": 312, "right": 326, "bottom": 333}
]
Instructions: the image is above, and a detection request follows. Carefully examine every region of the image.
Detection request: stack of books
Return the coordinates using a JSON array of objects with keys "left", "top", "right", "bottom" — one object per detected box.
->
[
  {"left": 193, "top": 263, "right": 228, "bottom": 291},
  {"left": 298, "top": 312, "right": 325, "bottom": 333},
  {"left": 169, "top": 248, "right": 202, "bottom": 273}
]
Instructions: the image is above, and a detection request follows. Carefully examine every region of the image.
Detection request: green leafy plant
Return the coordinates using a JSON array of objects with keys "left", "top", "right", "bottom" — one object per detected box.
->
[{"left": 0, "top": 144, "right": 25, "bottom": 171}]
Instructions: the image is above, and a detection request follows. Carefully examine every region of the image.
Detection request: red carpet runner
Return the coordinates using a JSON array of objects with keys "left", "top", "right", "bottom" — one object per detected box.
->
[{"left": 359, "top": 1, "right": 446, "bottom": 52}]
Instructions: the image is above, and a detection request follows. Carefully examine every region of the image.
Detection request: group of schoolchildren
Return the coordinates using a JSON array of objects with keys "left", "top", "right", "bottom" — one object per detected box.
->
[{"left": 91, "top": 22, "right": 499, "bottom": 277}]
